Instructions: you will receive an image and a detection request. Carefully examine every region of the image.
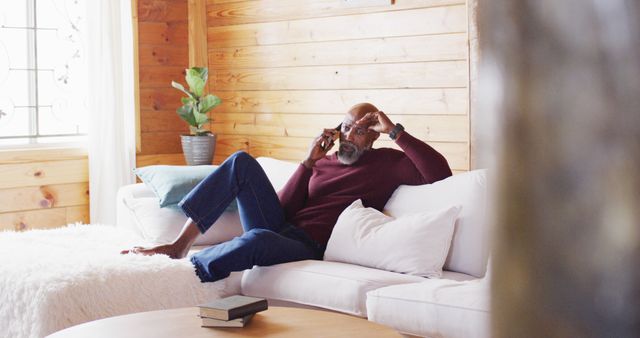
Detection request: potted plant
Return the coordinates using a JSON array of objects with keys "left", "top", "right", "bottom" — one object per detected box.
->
[{"left": 172, "top": 67, "right": 221, "bottom": 165}]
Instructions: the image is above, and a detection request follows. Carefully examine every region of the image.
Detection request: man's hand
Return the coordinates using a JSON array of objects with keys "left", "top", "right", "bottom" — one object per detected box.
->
[
  {"left": 354, "top": 111, "right": 395, "bottom": 134},
  {"left": 303, "top": 128, "right": 338, "bottom": 168}
]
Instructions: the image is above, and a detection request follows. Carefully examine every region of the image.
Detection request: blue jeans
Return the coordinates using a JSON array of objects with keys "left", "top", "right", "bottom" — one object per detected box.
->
[{"left": 179, "top": 151, "right": 322, "bottom": 283}]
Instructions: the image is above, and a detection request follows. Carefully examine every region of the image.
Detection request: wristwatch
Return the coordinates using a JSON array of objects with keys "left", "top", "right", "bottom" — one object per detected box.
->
[{"left": 389, "top": 123, "right": 405, "bottom": 140}]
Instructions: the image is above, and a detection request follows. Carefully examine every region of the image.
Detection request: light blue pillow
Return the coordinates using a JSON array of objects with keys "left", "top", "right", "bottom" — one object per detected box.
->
[{"left": 134, "top": 165, "right": 237, "bottom": 210}]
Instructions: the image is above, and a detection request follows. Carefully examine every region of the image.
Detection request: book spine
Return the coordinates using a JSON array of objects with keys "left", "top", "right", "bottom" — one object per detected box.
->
[{"left": 199, "top": 309, "right": 229, "bottom": 321}]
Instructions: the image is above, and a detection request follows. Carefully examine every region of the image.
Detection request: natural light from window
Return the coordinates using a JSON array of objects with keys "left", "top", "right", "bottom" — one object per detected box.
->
[{"left": 0, "top": 0, "right": 88, "bottom": 147}]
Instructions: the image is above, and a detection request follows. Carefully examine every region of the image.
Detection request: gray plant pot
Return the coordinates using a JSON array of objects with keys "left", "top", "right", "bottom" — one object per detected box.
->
[{"left": 180, "top": 134, "right": 216, "bottom": 165}]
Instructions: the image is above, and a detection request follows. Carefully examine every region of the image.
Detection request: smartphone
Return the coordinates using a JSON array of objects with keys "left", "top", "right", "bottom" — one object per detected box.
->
[{"left": 321, "top": 124, "right": 342, "bottom": 151}]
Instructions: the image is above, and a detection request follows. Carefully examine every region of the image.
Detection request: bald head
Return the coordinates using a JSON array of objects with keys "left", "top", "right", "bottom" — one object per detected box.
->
[{"left": 347, "top": 103, "right": 379, "bottom": 121}]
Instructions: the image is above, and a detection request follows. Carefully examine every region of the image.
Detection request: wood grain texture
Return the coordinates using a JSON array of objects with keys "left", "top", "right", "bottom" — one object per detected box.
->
[
  {"left": 136, "top": 153, "right": 187, "bottom": 167},
  {"left": 138, "top": 0, "right": 188, "bottom": 22},
  {"left": 0, "top": 147, "right": 89, "bottom": 230},
  {"left": 139, "top": 45, "right": 189, "bottom": 66},
  {"left": 210, "top": 112, "right": 256, "bottom": 124},
  {"left": 66, "top": 205, "right": 90, "bottom": 225},
  {"left": 139, "top": 88, "right": 183, "bottom": 111},
  {"left": 137, "top": 0, "right": 189, "bottom": 157},
  {"left": 136, "top": 0, "right": 471, "bottom": 171},
  {"left": 47, "top": 306, "right": 401, "bottom": 338},
  {"left": 0, "top": 208, "right": 67, "bottom": 231},
  {"left": 207, "top": 0, "right": 252, "bottom": 4},
  {"left": 133, "top": 0, "right": 142, "bottom": 153},
  {"left": 140, "top": 132, "right": 184, "bottom": 155},
  {"left": 207, "top": 5, "right": 466, "bottom": 47},
  {"left": 188, "top": 0, "right": 209, "bottom": 68},
  {"left": 0, "top": 183, "right": 89, "bottom": 213},
  {"left": 139, "top": 66, "right": 186, "bottom": 89},
  {"left": 210, "top": 134, "right": 468, "bottom": 170},
  {"left": 0, "top": 147, "right": 87, "bottom": 164},
  {"left": 137, "top": 22, "right": 188, "bottom": 45},
  {"left": 212, "top": 61, "right": 468, "bottom": 90},
  {"left": 214, "top": 89, "right": 468, "bottom": 115},
  {"left": 209, "top": 33, "right": 467, "bottom": 68},
  {"left": 140, "top": 110, "right": 190, "bottom": 132},
  {"left": 225, "top": 113, "right": 469, "bottom": 141},
  {"left": 207, "top": 0, "right": 464, "bottom": 27},
  {"left": 0, "top": 159, "right": 88, "bottom": 190}
]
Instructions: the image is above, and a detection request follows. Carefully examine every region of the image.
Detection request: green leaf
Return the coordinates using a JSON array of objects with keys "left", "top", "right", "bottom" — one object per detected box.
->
[
  {"left": 177, "top": 104, "right": 197, "bottom": 127},
  {"left": 191, "top": 67, "right": 208, "bottom": 83},
  {"left": 181, "top": 97, "right": 196, "bottom": 105},
  {"left": 199, "top": 94, "right": 222, "bottom": 114},
  {"left": 185, "top": 68, "right": 205, "bottom": 97},
  {"left": 171, "top": 81, "right": 194, "bottom": 98},
  {"left": 194, "top": 111, "right": 209, "bottom": 126}
]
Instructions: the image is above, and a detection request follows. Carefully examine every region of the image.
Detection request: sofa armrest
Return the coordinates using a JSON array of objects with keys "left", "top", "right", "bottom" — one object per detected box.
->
[
  {"left": 116, "top": 183, "right": 146, "bottom": 237},
  {"left": 116, "top": 183, "right": 244, "bottom": 246}
]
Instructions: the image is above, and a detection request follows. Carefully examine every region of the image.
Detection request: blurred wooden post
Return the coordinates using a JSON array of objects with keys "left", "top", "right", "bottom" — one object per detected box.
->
[
  {"left": 478, "top": 0, "right": 640, "bottom": 337},
  {"left": 131, "top": 0, "right": 141, "bottom": 153},
  {"left": 187, "top": 0, "right": 208, "bottom": 69},
  {"left": 187, "top": 0, "right": 210, "bottom": 130}
]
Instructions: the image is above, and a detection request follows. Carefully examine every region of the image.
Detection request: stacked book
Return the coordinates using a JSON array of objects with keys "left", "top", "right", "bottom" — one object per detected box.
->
[{"left": 198, "top": 295, "right": 268, "bottom": 328}]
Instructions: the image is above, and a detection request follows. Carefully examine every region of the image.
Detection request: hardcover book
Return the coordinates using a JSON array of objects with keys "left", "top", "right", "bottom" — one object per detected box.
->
[
  {"left": 199, "top": 295, "right": 268, "bottom": 321},
  {"left": 201, "top": 314, "right": 255, "bottom": 328}
]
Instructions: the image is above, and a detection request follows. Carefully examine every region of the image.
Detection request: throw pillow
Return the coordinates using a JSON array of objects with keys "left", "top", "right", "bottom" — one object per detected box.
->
[
  {"left": 324, "top": 199, "right": 461, "bottom": 278},
  {"left": 134, "top": 165, "right": 220, "bottom": 208}
]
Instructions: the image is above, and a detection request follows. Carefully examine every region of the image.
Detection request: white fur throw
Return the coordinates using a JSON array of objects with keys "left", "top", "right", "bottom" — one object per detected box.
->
[{"left": 0, "top": 225, "right": 226, "bottom": 338}]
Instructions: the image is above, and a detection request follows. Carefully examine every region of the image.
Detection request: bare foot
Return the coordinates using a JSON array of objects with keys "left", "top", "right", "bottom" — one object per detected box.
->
[{"left": 120, "top": 243, "right": 189, "bottom": 259}]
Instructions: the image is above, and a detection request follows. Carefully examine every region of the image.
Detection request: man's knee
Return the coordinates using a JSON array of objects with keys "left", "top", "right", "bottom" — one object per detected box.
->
[
  {"left": 229, "top": 151, "right": 257, "bottom": 167},
  {"left": 242, "top": 228, "right": 276, "bottom": 244}
]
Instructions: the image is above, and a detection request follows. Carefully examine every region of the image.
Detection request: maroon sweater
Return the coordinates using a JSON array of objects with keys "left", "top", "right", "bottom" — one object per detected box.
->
[{"left": 277, "top": 132, "right": 452, "bottom": 246}]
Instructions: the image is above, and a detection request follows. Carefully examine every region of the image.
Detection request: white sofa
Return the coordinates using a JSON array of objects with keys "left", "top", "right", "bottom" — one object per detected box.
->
[{"left": 117, "top": 157, "right": 491, "bottom": 338}]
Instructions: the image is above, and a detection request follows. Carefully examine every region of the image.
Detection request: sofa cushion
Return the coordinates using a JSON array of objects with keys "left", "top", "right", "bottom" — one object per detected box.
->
[
  {"left": 324, "top": 199, "right": 460, "bottom": 278},
  {"left": 383, "top": 169, "right": 490, "bottom": 278},
  {"left": 367, "top": 278, "right": 490, "bottom": 338},
  {"left": 241, "top": 260, "right": 426, "bottom": 317}
]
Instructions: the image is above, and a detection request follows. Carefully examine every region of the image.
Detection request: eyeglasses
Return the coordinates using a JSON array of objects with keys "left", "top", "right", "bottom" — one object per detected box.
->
[{"left": 341, "top": 123, "right": 369, "bottom": 136}]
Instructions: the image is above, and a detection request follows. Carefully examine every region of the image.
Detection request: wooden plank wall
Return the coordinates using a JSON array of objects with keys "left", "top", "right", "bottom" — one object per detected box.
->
[
  {"left": 136, "top": 0, "right": 191, "bottom": 166},
  {"left": 0, "top": 148, "right": 89, "bottom": 231},
  {"left": 205, "top": 0, "right": 470, "bottom": 171}
]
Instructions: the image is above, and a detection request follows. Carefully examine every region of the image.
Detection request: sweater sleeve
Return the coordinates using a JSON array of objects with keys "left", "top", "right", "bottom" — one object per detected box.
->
[
  {"left": 277, "top": 164, "right": 313, "bottom": 220},
  {"left": 394, "top": 131, "right": 453, "bottom": 184}
]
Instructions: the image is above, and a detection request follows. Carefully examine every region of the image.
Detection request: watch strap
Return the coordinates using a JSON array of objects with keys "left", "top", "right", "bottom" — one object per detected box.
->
[{"left": 389, "top": 123, "right": 405, "bottom": 140}]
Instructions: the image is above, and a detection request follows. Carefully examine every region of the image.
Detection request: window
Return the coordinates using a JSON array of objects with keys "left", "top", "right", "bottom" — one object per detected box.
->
[{"left": 0, "top": 0, "right": 88, "bottom": 147}]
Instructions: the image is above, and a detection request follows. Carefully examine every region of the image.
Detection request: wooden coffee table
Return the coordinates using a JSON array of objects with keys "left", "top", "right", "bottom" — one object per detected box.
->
[{"left": 47, "top": 306, "right": 402, "bottom": 337}]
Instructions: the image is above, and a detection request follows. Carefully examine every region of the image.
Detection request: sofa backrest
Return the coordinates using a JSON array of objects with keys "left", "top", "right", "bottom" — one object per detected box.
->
[
  {"left": 256, "top": 157, "right": 299, "bottom": 191},
  {"left": 383, "top": 170, "right": 490, "bottom": 278},
  {"left": 256, "top": 157, "right": 491, "bottom": 278}
]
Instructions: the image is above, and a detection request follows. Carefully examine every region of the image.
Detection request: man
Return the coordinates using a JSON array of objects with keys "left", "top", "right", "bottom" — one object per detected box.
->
[{"left": 122, "top": 103, "right": 452, "bottom": 283}]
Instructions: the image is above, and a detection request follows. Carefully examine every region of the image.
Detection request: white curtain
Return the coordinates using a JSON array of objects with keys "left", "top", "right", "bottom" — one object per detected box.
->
[{"left": 86, "top": 0, "right": 136, "bottom": 225}]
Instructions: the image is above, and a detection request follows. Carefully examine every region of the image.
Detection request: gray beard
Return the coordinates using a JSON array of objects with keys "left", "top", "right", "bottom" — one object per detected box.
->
[{"left": 337, "top": 141, "right": 368, "bottom": 165}]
